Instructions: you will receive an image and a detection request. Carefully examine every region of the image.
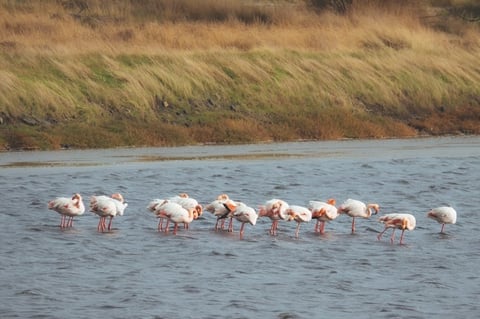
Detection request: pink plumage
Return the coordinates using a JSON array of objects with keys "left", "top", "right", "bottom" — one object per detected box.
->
[
  {"left": 258, "top": 198, "right": 289, "bottom": 236},
  {"left": 286, "top": 205, "right": 312, "bottom": 238},
  {"left": 90, "top": 194, "right": 128, "bottom": 232},
  {"left": 309, "top": 198, "right": 338, "bottom": 234},
  {"left": 48, "top": 193, "right": 85, "bottom": 228},
  {"left": 154, "top": 201, "right": 198, "bottom": 235},
  {"left": 205, "top": 194, "right": 238, "bottom": 231},
  {"left": 377, "top": 213, "right": 416, "bottom": 245},
  {"left": 338, "top": 198, "right": 379, "bottom": 233}
]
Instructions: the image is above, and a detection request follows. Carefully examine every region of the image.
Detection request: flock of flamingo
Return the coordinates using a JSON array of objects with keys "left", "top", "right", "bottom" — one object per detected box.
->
[{"left": 47, "top": 192, "right": 457, "bottom": 244}]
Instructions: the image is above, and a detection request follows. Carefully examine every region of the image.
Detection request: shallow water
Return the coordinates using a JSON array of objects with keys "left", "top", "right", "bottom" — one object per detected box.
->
[{"left": 1, "top": 137, "right": 479, "bottom": 319}]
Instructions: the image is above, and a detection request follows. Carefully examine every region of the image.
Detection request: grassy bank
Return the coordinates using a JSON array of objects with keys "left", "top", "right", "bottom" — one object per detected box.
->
[{"left": 1, "top": 0, "right": 480, "bottom": 150}]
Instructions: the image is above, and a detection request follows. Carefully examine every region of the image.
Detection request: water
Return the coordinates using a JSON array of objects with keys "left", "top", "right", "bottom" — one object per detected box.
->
[{"left": 1, "top": 136, "right": 479, "bottom": 319}]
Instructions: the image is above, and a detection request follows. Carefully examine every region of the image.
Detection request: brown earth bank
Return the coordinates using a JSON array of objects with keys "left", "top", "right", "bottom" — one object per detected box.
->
[
  {"left": 0, "top": 0, "right": 479, "bottom": 150},
  {"left": 1, "top": 104, "right": 478, "bottom": 151}
]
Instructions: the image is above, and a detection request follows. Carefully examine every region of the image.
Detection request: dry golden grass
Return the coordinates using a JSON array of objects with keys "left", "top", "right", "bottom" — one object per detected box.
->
[{"left": 0, "top": 0, "right": 479, "bottom": 150}]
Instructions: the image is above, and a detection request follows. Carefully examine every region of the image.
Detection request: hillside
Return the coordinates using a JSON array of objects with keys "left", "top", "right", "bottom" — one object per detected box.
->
[{"left": 1, "top": 0, "right": 479, "bottom": 150}]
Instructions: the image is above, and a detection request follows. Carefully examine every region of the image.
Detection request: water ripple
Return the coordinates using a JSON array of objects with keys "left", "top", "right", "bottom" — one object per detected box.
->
[{"left": 1, "top": 137, "right": 480, "bottom": 319}]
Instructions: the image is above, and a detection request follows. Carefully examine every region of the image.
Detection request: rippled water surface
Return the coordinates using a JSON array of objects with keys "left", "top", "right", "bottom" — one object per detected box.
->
[{"left": 1, "top": 137, "right": 479, "bottom": 319}]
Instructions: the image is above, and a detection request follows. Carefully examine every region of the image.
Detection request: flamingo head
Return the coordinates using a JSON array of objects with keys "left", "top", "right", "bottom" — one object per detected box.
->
[
  {"left": 112, "top": 193, "right": 124, "bottom": 203},
  {"left": 71, "top": 193, "right": 82, "bottom": 208},
  {"left": 72, "top": 193, "right": 82, "bottom": 202},
  {"left": 327, "top": 198, "right": 336, "bottom": 206},
  {"left": 369, "top": 204, "right": 380, "bottom": 215},
  {"left": 217, "top": 193, "right": 229, "bottom": 201},
  {"left": 223, "top": 200, "right": 237, "bottom": 213},
  {"left": 192, "top": 209, "right": 199, "bottom": 220},
  {"left": 286, "top": 209, "right": 296, "bottom": 221},
  {"left": 195, "top": 204, "right": 203, "bottom": 217},
  {"left": 179, "top": 192, "right": 189, "bottom": 198}
]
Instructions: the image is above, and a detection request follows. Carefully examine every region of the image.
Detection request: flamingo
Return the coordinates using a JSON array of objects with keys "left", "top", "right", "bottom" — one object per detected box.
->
[
  {"left": 169, "top": 193, "right": 203, "bottom": 228},
  {"left": 205, "top": 194, "right": 238, "bottom": 231},
  {"left": 258, "top": 198, "right": 289, "bottom": 236},
  {"left": 232, "top": 202, "right": 258, "bottom": 239},
  {"left": 147, "top": 199, "right": 168, "bottom": 231},
  {"left": 90, "top": 193, "right": 128, "bottom": 232},
  {"left": 338, "top": 199, "right": 379, "bottom": 233},
  {"left": 154, "top": 201, "right": 198, "bottom": 235},
  {"left": 48, "top": 193, "right": 85, "bottom": 228},
  {"left": 147, "top": 193, "right": 202, "bottom": 231},
  {"left": 90, "top": 196, "right": 117, "bottom": 232},
  {"left": 286, "top": 205, "right": 312, "bottom": 238},
  {"left": 377, "top": 213, "right": 416, "bottom": 245},
  {"left": 427, "top": 206, "right": 457, "bottom": 233},
  {"left": 308, "top": 198, "right": 338, "bottom": 234}
]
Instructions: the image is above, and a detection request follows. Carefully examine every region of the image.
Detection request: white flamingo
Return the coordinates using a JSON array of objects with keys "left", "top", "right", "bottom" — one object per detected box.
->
[
  {"left": 377, "top": 213, "right": 416, "bottom": 245},
  {"left": 232, "top": 202, "right": 258, "bottom": 239},
  {"left": 169, "top": 193, "right": 203, "bottom": 227},
  {"left": 286, "top": 205, "right": 312, "bottom": 238},
  {"left": 48, "top": 193, "right": 85, "bottom": 228},
  {"left": 258, "top": 198, "right": 289, "bottom": 236},
  {"left": 309, "top": 198, "right": 338, "bottom": 234},
  {"left": 147, "top": 198, "right": 168, "bottom": 231},
  {"left": 205, "top": 194, "right": 238, "bottom": 231},
  {"left": 338, "top": 198, "right": 379, "bottom": 233},
  {"left": 154, "top": 201, "right": 198, "bottom": 235},
  {"left": 90, "top": 193, "right": 127, "bottom": 232},
  {"left": 427, "top": 206, "right": 457, "bottom": 233}
]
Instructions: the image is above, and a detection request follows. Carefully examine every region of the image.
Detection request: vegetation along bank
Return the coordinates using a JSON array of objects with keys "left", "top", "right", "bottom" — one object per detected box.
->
[{"left": 1, "top": 0, "right": 479, "bottom": 150}]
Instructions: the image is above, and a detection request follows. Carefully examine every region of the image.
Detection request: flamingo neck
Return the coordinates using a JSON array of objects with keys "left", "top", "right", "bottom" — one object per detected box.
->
[
  {"left": 366, "top": 204, "right": 377, "bottom": 216},
  {"left": 73, "top": 196, "right": 80, "bottom": 209}
]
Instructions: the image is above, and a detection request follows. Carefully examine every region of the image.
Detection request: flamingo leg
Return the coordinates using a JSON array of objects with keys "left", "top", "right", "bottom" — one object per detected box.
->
[
  {"left": 314, "top": 220, "right": 320, "bottom": 233},
  {"left": 157, "top": 218, "right": 163, "bottom": 231},
  {"left": 164, "top": 220, "right": 170, "bottom": 232},
  {"left": 390, "top": 228, "right": 396, "bottom": 244},
  {"left": 239, "top": 223, "right": 245, "bottom": 239},
  {"left": 271, "top": 220, "right": 279, "bottom": 236},
  {"left": 214, "top": 219, "right": 220, "bottom": 230},
  {"left": 60, "top": 215, "right": 66, "bottom": 228},
  {"left": 377, "top": 227, "right": 389, "bottom": 241},
  {"left": 97, "top": 218, "right": 103, "bottom": 232},
  {"left": 351, "top": 217, "right": 356, "bottom": 233},
  {"left": 228, "top": 217, "right": 234, "bottom": 232},
  {"left": 67, "top": 217, "right": 74, "bottom": 228},
  {"left": 295, "top": 223, "right": 301, "bottom": 238},
  {"left": 440, "top": 223, "right": 445, "bottom": 233},
  {"left": 101, "top": 217, "right": 107, "bottom": 231},
  {"left": 320, "top": 221, "right": 326, "bottom": 234},
  {"left": 399, "top": 229, "right": 406, "bottom": 245},
  {"left": 220, "top": 219, "right": 226, "bottom": 230},
  {"left": 173, "top": 223, "right": 178, "bottom": 235},
  {"left": 107, "top": 216, "right": 113, "bottom": 230}
]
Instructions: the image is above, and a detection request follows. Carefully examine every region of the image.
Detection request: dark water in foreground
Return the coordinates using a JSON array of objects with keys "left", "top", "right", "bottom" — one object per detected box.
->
[{"left": 1, "top": 137, "right": 479, "bottom": 319}]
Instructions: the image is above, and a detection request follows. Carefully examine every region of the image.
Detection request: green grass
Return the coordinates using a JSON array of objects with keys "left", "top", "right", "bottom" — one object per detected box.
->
[
  {"left": 1, "top": 0, "right": 479, "bottom": 150},
  {"left": 2, "top": 47, "right": 480, "bottom": 150}
]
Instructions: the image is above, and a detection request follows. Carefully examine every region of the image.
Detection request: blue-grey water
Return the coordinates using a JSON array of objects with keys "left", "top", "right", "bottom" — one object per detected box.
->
[{"left": 1, "top": 137, "right": 479, "bottom": 319}]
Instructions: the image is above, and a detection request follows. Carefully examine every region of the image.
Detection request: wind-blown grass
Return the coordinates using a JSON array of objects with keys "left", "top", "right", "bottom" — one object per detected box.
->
[{"left": 0, "top": 0, "right": 479, "bottom": 150}]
